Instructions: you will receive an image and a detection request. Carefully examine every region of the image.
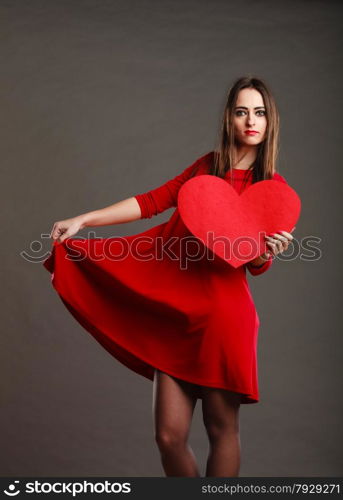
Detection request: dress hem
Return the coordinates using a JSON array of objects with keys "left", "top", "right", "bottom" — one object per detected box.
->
[{"left": 50, "top": 275, "right": 259, "bottom": 405}]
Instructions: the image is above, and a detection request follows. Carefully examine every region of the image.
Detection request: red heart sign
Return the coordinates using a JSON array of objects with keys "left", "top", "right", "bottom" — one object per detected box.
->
[{"left": 177, "top": 175, "right": 301, "bottom": 268}]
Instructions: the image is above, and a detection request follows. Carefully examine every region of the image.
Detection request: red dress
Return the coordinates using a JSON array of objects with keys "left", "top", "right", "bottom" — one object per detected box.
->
[{"left": 43, "top": 151, "right": 287, "bottom": 404}]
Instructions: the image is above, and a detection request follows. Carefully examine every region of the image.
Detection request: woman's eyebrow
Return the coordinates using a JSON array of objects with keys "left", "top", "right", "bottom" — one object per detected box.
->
[{"left": 235, "top": 106, "right": 265, "bottom": 110}]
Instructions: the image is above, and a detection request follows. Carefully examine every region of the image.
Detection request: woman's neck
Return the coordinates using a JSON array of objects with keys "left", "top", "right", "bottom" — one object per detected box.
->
[{"left": 233, "top": 145, "right": 257, "bottom": 170}]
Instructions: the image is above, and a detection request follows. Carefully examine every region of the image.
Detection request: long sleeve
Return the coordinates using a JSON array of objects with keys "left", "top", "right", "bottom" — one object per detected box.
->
[
  {"left": 134, "top": 156, "right": 203, "bottom": 219},
  {"left": 245, "top": 171, "right": 288, "bottom": 276},
  {"left": 245, "top": 254, "right": 274, "bottom": 276}
]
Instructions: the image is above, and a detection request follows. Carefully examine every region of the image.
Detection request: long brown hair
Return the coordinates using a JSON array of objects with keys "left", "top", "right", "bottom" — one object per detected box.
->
[{"left": 209, "top": 76, "right": 280, "bottom": 188}]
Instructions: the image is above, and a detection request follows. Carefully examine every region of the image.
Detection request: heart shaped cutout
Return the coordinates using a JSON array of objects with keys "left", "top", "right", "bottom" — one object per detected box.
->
[{"left": 177, "top": 175, "right": 301, "bottom": 268}]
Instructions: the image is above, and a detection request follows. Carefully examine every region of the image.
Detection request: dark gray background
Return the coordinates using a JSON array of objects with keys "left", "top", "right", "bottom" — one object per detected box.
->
[{"left": 1, "top": 0, "right": 342, "bottom": 476}]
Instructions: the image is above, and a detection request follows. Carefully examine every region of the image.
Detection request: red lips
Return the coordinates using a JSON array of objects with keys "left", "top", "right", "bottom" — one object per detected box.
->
[{"left": 245, "top": 130, "right": 258, "bottom": 135}]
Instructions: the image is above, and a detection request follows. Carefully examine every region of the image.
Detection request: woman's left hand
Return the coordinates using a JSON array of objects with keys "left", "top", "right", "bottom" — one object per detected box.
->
[{"left": 264, "top": 226, "right": 296, "bottom": 258}]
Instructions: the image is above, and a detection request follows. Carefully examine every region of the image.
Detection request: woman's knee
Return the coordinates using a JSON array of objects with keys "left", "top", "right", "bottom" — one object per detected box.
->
[
  {"left": 204, "top": 419, "right": 240, "bottom": 443},
  {"left": 155, "top": 427, "right": 189, "bottom": 451},
  {"left": 153, "top": 370, "right": 196, "bottom": 451}
]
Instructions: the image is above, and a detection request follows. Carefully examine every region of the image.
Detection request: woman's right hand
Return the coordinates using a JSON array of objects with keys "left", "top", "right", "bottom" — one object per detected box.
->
[{"left": 50, "top": 217, "right": 84, "bottom": 243}]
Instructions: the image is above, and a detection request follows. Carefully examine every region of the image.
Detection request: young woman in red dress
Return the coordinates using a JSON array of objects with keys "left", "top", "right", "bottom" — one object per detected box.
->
[{"left": 45, "top": 76, "right": 295, "bottom": 477}]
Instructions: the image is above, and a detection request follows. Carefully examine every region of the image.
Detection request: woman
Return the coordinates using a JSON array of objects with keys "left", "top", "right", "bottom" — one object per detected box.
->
[{"left": 44, "top": 76, "right": 295, "bottom": 477}]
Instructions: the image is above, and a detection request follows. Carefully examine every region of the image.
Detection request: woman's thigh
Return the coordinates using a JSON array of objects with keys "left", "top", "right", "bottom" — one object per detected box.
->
[{"left": 152, "top": 369, "right": 199, "bottom": 444}]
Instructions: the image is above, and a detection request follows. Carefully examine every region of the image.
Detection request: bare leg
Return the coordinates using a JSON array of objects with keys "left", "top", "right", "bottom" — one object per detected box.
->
[
  {"left": 201, "top": 387, "right": 241, "bottom": 477},
  {"left": 152, "top": 369, "right": 201, "bottom": 477}
]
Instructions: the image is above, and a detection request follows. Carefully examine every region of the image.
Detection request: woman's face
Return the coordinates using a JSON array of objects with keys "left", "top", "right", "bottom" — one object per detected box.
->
[{"left": 232, "top": 88, "right": 267, "bottom": 146}]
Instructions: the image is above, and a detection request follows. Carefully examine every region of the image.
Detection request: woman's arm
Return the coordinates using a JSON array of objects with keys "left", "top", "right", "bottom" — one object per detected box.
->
[
  {"left": 134, "top": 155, "right": 205, "bottom": 218},
  {"left": 50, "top": 155, "right": 206, "bottom": 242},
  {"left": 50, "top": 197, "right": 142, "bottom": 242},
  {"left": 78, "top": 196, "right": 142, "bottom": 228},
  {"left": 57, "top": 155, "right": 202, "bottom": 232},
  {"left": 245, "top": 253, "right": 273, "bottom": 276}
]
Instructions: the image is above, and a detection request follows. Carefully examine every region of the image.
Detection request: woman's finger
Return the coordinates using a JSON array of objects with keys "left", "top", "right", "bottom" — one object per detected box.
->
[
  {"left": 266, "top": 241, "right": 277, "bottom": 255},
  {"left": 267, "top": 233, "right": 288, "bottom": 243},
  {"left": 276, "top": 239, "right": 283, "bottom": 252},
  {"left": 267, "top": 239, "right": 286, "bottom": 255},
  {"left": 278, "top": 230, "right": 294, "bottom": 240},
  {"left": 265, "top": 235, "right": 286, "bottom": 253}
]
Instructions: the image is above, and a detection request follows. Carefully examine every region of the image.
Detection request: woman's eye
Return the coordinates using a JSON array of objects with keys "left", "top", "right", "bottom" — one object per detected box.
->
[{"left": 235, "top": 110, "right": 266, "bottom": 116}]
